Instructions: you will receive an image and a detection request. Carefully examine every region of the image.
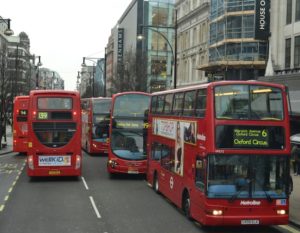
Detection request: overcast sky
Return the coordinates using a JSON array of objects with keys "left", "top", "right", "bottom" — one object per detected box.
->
[{"left": 1, "top": 0, "right": 133, "bottom": 91}]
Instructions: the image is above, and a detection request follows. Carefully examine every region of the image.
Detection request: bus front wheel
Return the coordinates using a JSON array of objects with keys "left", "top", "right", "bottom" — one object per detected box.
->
[
  {"left": 153, "top": 173, "right": 160, "bottom": 194},
  {"left": 182, "top": 192, "right": 191, "bottom": 219}
]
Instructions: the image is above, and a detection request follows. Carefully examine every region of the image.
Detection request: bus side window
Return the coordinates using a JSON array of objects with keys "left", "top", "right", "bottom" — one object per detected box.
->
[
  {"left": 161, "top": 144, "right": 174, "bottom": 172},
  {"left": 195, "top": 157, "right": 205, "bottom": 192},
  {"left": 172, "top": 93, "right": 184, "bottom": 115},
  {"left": 183, "top": 90, "right": 196, "bottom": 116},
  {"left": 195, "top": 89, "right": 207, "bottom": 118},
  {"left": 151, "top": 96, "right": 158, "bottom": 114},
  {"left": 156, "top": 95, "right": 165, "bottom": 114},
  {"left": 151, "top": 142, "right": 161, "bottom": 160},
  {"left": 164, "top": 93, "right": 173, "bottom": 115}
]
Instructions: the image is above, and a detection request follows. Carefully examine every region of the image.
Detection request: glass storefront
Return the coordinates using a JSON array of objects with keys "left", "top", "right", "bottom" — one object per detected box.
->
[{"left": 146, "top": 0, "right": 175, "bottom": 92}]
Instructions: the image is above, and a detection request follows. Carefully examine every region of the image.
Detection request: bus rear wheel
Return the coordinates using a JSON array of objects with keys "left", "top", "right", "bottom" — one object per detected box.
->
[
  {"left": 182, "top": 193, "right": 191, "bottom": 219},
  {"left": 153, "top": 173, "right": 160, "bottom": 193}
]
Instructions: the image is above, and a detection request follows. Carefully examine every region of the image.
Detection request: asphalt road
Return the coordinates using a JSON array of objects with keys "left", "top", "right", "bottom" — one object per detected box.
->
[{"left": 0, "top": 152, "right": 299, "bottom": 233}]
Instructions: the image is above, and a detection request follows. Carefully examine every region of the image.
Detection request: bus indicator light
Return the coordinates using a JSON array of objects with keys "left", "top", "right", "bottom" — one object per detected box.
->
[
  {"left": 28, "top": 155, "right": 34, "bottom": 170},
  {"left": 75, "top": 155, "right": 81, "bottom": 169}
]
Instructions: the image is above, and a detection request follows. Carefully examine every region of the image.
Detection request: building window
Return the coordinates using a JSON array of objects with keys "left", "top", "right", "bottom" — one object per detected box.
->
[
  {"left": 287, "top": 0, "right": 292, "bottom": 24},
  {"left": 151, "top": 31, "right": 168, "bottom": 51},
  {"left": 152, "top": 7, "right": 169, "bottom": 27},
  {"left": 193, "top": 27, "right": 197, "bottom": 46},
  {"left": 297, "top": 0, "right": 300, "bottom": 21},
  {"left": 151, "top": 56, "right": 167, "bottom": 76},
  {"left": 285, "top": 38, "right": 291, "bottom": 69},
  {"left": 294, "top": 36, "right": 300, "bottom": 67}
]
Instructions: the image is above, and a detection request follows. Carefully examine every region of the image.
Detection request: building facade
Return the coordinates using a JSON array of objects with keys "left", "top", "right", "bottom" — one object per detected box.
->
[
  {"left": 176, "top": 0, "right": 210, "bottom": 87},
  {"left": 258, "top": 0, "right": 300, "bottom": 114},
  {"left": 108, "top": 0, "right": 175, "bottom": 94},
  {"left": 199, "top": 0, "right": 268, "bottom": 81}
]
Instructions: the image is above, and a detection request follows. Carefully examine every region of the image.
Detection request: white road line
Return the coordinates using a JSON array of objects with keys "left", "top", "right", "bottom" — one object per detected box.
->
[
  {"left": 89, "top": 196, "right": 101, "bottom": 219},
  {"left": 279, "top": 225, "right": 300, "bottom": 233},
  {"left": 0, "top": 154, "right": 14, "bottom": 159},
  {"left": 81, "top": 176, "right": 89, "bottom": 190}
]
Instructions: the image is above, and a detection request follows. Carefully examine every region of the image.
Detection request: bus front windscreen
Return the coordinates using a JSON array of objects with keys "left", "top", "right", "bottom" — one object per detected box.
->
[
  {"left": 111, "top": 129, "right": 146, "bottom": 160},
  {"left": 113, "top": 94, "right": 149, "bottom": 117},
  {"left": 207, "top": 154, "right": 289, "bottom": 199},
  {"left": 93, "top": 99, "right": 111, "bottom": 114},
  {"left": 92, "top": 99, "right": 111, "bottom": 140},
  {"left": 215, "top": 85, "right": 284, "bottom": 120}
]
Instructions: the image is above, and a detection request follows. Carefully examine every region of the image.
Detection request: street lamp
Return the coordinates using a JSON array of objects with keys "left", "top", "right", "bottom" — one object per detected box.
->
[
  {"left": 81, "top": 57, "right": 106, "bottom": 97},
  {"left": 76, "top": 71, "right": 81, "bottom": 92},
  {"left": 137, "top": 10, "right": 177, "bottom": 89},
  {"left": 34, "top": 56, "right": 42, "bottom": 89},
  {"left": 0, "top": 18, "right": 14, "bottom": 36}
]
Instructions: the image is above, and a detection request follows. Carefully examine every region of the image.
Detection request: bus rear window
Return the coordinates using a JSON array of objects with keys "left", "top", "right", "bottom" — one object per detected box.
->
[{"left": 38, "top": 98, "right": 72, "bottom": 110}]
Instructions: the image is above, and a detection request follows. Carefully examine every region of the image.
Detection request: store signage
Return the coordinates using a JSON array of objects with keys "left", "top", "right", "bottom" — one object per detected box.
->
[
  {"left": 255, "top": 0, "right": 270, "bottom": 40},
  {"left": 117, "top": 28, "right": 124, "bottom": 62}
]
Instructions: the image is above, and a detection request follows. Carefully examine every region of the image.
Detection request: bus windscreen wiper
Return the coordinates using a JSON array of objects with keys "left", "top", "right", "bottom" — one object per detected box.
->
[{"left": 229, "top": 178, "right": 251, "bottom": 203}]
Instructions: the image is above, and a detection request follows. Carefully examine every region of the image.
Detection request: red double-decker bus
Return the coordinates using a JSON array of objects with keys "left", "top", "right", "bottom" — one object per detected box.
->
[
  {"left": 81, "top": 97, "right": 111, "bottom": 154},
  {"left": 107, "top": 92, "right": 150, "bottom": 175},
  {"left": 27, "top": 90, "right": 82, "bottom": 177},
  {"left": 147, "top": 80, "right": 291, "bottom": 226},
  {"left": 13, "top": 96, "right": 29, "bottom": 154}
]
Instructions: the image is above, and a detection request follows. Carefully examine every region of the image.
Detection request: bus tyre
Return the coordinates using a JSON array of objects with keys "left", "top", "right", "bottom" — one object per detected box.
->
[
  {"left": 153, "top": 173, "right": 160, "bottom": 194},
  {"left": 183, "top": 193, "right": 191, "bottom": 220}
]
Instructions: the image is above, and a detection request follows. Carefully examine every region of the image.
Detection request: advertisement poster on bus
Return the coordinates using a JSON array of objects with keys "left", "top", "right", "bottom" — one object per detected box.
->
[{"left": 153, "top": 118, "right": 197, "bottom": 176}]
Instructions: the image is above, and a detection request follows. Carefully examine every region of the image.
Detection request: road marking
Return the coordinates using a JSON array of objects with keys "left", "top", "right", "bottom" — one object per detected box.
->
[
  {"left": 4, "top": 196, "right": 9, "bottom": 201},
  {"left": 81, "top": 176, "right": 89, "bottom": 190},
  {"left": 8, "top": 187, "right": 13, "bottom": 193},
  {"left": 0, "top": 205, "right": 4, "bottom": 211},
  {"left": 89, "top": 196, "right": 101, "bottom": 219},
  {"left": 279, "top": 225, "right": 300, "bottom": 233},
  {"left": 0, "top": 154, "right": 14, "bottom": 159}
]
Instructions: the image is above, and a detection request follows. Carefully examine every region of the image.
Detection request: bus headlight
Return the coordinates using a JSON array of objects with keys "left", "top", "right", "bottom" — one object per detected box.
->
[
  {"left": 277, "top": 209, "right": 286, "bottom": 215},
  {"left": 206, "top": 209, "right": 223, "bottom": 216},
  {"left": 75, "top": 155, "right": 81, "bottom": 169},
  {"left": 212, "top": 210, "right": 223, "bottom": 216},
  {"left": 108, "top": 160, "right": 118, "bottom": 168},
  {"left": 28, "top": 155, "right": 34, "bottom": 170}
]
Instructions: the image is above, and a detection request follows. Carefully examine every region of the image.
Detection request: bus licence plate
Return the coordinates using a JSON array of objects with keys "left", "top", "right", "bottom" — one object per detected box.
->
[
  {"left": 49, "top": 170, "right": 61, "bottom": 175},
  {"left": 128, "top": 169, "right": 138, "bottom": 174},
  {"left": 241, "top": 220, "right": 259, "bottom": 225}
]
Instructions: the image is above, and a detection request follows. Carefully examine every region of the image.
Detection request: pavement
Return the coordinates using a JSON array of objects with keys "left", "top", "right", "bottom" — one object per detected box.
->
[
  {"left": 0, "top": 125, "right": 299, "bottom": 228},
  {"left": 0, "top": 125, "right": 13, "bottom": 156}
]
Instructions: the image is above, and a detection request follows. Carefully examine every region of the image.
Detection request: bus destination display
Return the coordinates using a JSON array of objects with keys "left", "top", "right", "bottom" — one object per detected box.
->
[{"left": 216, "top": 125, "right": 284, "bottom": 149}]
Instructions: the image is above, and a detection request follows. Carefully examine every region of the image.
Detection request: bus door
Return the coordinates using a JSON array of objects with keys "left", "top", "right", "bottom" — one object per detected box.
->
[{"left": 190, "top": 156, "right": 206, "bottom": 221}]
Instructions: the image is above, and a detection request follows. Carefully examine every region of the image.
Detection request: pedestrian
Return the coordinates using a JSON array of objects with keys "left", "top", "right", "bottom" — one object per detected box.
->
[{"left": 291, "top": 144, "right": 300, "bottom": 176}]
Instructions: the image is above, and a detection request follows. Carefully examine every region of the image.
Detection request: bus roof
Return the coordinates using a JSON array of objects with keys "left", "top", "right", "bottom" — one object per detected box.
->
[
  {"left": 151, "top": 80, "right": 287, "bottom": 96},
  {"left": 112, "top": 91, "right": 151, "bottom": 98},
  {"left": 29, "top": 90, "right": 80, "bottom": 97},
  {"left": 14, "top": 95, "right": 29, "bottom": 101}
]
